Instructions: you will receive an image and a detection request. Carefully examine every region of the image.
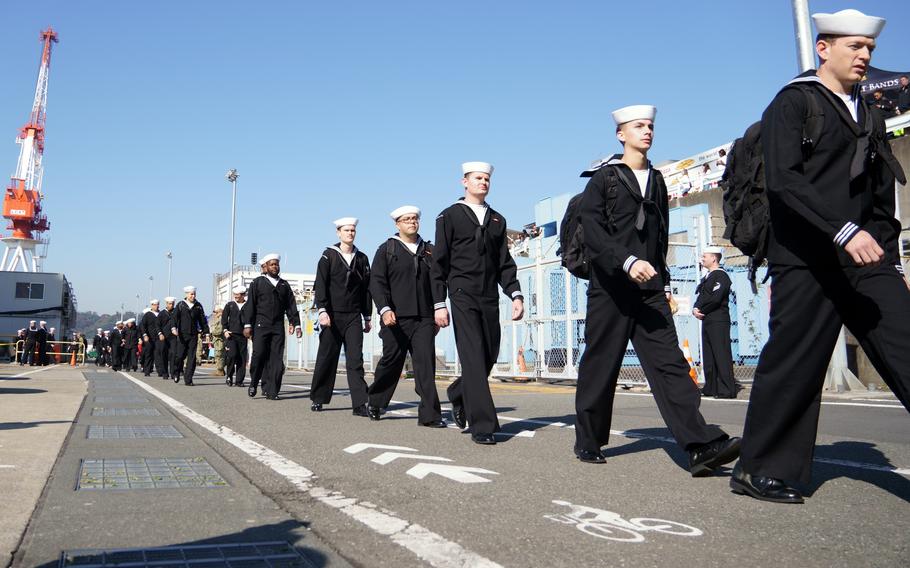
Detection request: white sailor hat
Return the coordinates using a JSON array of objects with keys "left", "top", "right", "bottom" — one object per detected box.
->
[
  {"left": 813, "top": 9, "right": 885, "bottom": 38},
  {"left": 29, "top": 320, "right": 36, "bottom": 324},
  {"left": 390, "top": 205, "right": 421, "bottom": 221},
  {"left": 462, "top": 162, "right": 494, "bottom": 175},
  {"left": 150, "top": 299, "right": 159, "bottom": 305},
  {"left": 232, "top": 285, "right": 247, "bottom": 294},
  {"left": 96, "top": 328, "right": 103, "bottom": 332},
  {"left": 333, "top": 217, "right": 358, "bottom": 229},
  {"left": 704, "top": 246, "right": 724, "bottom": 256},
  {"left": 116, "top": 320, "right": 123, "bottom": 325},
  {"left": 260, "top": 253, "right": 280, "bottom": 265},
  {"left": 142, "top": 308, "right": 150, "bottom": 314},
  {"left": 612, "top": 105, "right": 657, "bottom": 126},
  {"left": 104, "top": 330, "right": 110, "bottom": 335},
  {"left": 164, "top": 296, "right": 176, "bottom": 303},
  {"left": 126, "top": 318, "right": 135, "bottom": 324},
  {"left": 39, "top": 320, "right": 47, "bottom": 325},
  {"left": 183, "top": 285, "right": 196, "bottom": 293}
]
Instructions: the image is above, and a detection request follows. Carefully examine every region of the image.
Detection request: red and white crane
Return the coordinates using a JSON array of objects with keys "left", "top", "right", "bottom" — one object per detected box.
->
[{"left": 2, "top": 27, "right": 57, "bottom": 272}]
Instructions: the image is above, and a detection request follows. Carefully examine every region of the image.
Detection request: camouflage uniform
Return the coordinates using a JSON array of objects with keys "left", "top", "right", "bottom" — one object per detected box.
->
[{"left": 210, "top": 309, "right": 225, "bottom": 375}]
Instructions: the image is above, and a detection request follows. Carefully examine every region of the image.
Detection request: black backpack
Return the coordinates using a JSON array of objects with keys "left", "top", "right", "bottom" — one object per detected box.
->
[
  {"left": 558, "top": 166, "right": 619, "bottom": 280},
  {"left": 720, "top": 84, "right": 824, "bottom": 289}
]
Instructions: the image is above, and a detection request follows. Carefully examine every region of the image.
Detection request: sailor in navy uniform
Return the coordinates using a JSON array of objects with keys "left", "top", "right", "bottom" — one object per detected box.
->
[
  {"left": 158, "top": 297, "right": 176, "bottom": 379},
  {"left": 139, "top": 301, "right": 161, "bottom": 376},
  {"left": 109, "top": 321, "right": 124, "bottom": 371},
  {"left": 574, "top": 105, "right": 738, "bottom": 473},
  {"left": 693, "top": 246, "right": 737, "bottom": 399},
  {"left": 367, "top": 205, "right": 445, "bottom": 427},
  {"left": 243, "top": 254, "right": 302, "bottom": 400},
  {"left": 92, "top": 328, "right": 104, "bottom": 366},
  {"left": 310, "top": 218, "right": 373, "bottom": 415},
  {"left": 169, "top": 286, "right": 210, "bottom": 385},
  {"left": 431, "top": 162, "right": 524, "bottom": 445},
  {"left": 732, "top": 9, "right": 910, "bottom": 504},
  {"left": 222, "top": 285, "right": 250, "bottom": 387}
]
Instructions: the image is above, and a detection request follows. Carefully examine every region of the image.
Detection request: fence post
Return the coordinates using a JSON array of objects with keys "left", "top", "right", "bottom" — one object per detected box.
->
[{"left": 563, "top": 268, "right": 576, "bottom": 377}]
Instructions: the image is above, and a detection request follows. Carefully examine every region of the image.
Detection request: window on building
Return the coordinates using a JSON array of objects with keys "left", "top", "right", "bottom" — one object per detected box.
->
[{"left": 15, "top": 282, "right": 44, "bottom": 299}]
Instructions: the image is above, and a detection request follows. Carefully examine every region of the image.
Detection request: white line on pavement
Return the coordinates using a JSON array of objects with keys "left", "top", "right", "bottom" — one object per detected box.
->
[
  {"left": 615, "top": 391, "right": 904, "bottom": 409},
  {"left": 3, "top": 364, "right": 58, "bottom": 378},
  {"left": 118, "top": 372, "right": 502, "bottom": 568}
]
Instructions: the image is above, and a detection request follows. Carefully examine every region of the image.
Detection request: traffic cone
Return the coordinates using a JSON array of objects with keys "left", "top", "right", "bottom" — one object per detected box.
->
[
  {"left": 70, "top": 349, "right": 77, "bottom": 366},
  {"left": 681, "top": 339, "right": 699, "bottom": 386}
]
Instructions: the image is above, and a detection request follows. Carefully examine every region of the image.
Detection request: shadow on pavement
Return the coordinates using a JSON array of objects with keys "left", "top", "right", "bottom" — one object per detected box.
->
[
  {"left": 0, "top": 376, "right": 29, "bottom": 381},
  {"left": 0, "top": 387, "right": 47, "bottom": 395},
  {"left": 0, "top": 420, "right": 73, "bottom": 431},
  {"left": 599, "top": 427, "right": 692, "bottom": 471},
  {"left": 36, "top": 519, "right": 330, "bottom": 568},
  {"left": 807, "top": 441, "right": 910, "bottom": 503}
]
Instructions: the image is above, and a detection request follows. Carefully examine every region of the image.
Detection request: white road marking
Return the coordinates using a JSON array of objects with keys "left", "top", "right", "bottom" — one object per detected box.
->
[
  {"left": 372, "top": 452, "right": 452, "bottom": 466},
  {"left": 0, "top": 465, "right": 16, "bottom": 469},
  {"left": 119, "top": 372, "right": 502, "bottom": 568},
  {"left": 407, "top": 463, "right": 499, "bottom": 484},
  {"left": 344, "top": 443, "right": 417, "bottom": 455},
  {"left": 285, "top": 383, "right": 910, "bottom": 477},
  {"left": 616, "top": 391, "right": 904, "bottom": 409},
  {"left": 4, "top": 365, "right": 57, "bottom": 378}
]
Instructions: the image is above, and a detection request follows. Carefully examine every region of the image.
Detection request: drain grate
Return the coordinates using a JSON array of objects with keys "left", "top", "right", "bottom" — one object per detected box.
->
[
  {"left": 91, "top": 408, "right": 161, "bottom": 417},
  {"left": 77, "top": 458, "right": 228, "bottom": 490},
  {"left": 93, "top": 396, "right": 149, "bottom": 403},
  {"left": 87, "top": 425, "right": 182, "bottom": 439},
  {"left": 60, "top": 541, "right": 314, "bottom": 567}
]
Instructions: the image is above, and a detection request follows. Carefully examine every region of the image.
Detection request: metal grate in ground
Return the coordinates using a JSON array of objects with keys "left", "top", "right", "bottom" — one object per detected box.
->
[
  {"left": 91, "top": 408, "right": 162, "bottom": 417},
  {"left": 93, "top": 396, "right": 149, "bottom": 403},
  {"left": 77, "top": 458, "right": 228, "bottom": 490},
  {"left": 59, "top": 541, "right": 314, "bottom": 567},
  {"left": 87, "top": 425, "right": 182, "bottom": 439}
]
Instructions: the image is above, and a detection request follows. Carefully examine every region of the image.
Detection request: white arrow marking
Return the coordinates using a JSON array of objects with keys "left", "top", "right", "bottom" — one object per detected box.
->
[
  {"left": 0, "top": 465, "right": 15, "bottom": 469},
  {"left": 344, "top": 443, "right": 418, "bottom": 455},
  {"left": 372, "top": 452, "right": 452, "bottom": 466},
  {"left": 406, "top": 463, "right": 499, "bottom": 484}
]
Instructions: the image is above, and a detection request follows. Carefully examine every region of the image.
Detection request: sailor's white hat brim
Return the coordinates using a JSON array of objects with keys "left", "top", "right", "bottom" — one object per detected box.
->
[
  {"left": 462, "top": 162, "right": 494, "bottom": 175},
  {"left": 813, "top": 9, "right": 885, "bottom": 38},
  {"left": 612, "top": 105, "right": 657, "bottom": 126}
]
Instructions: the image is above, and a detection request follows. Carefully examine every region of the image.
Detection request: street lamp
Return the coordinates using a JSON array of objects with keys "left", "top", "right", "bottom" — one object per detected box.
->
[
  {"left": 135, "top": 294, "right": 141, "bottom": 318},
  {"left": 165, "top": 251, "right": 173, "bottom": 297},
  {"left": 148, "top": 275, "right": 154, "bottom": 302},
  {"left": 226, "top": 169, "right": 239, "bottom": 305}
]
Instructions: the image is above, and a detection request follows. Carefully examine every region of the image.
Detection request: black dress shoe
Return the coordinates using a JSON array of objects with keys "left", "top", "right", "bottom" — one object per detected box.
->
[
  {"left": 574, "top": 448, "right": 606, "bottom": 464},
  {"left": 311, "top": 402, "right": 323, "bottom": 412},
  {"left": 248, "top": 385, "right": 257, "bottom": 398},
  {"left": 450, "top": 402, "right": 466, "bottom": 429},
  {"left": 352, "top": 404, "right": 370, "bottom": 417},
  {"left": 173, "top": 373, "right": 180, "bottom": 383},
  {"left": 184, "top": 381, "right": 194, "bottom": 386},
  {"left": 368, "top": 406, "right": 381, "bottom": 421},
  {"left": 471, "top": 433, "right": 496, "bottom": 445},
  {"left": 235, "top": 381, "right": 245, "bottom": 388},
  {"left": 730, "top": 461, "right": 804, "bottom": 504},
  {"left": 225, "top": 376, "right": 233, "bottom": 386},
  {"left": 420, "top": 419, "right": 447, "bottom": 428},
  {"left": 266, "top": 393, "right": 281, "bottom": 400},
  {"left": 688, "top": 436, "right": 741, "bottom": 477}
]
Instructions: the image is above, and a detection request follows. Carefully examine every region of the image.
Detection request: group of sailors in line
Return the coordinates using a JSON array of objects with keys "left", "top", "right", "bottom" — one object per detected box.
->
[
  {"left": 16, "top": 320, "right": 58, "bottom": 366},
  {"left": 115, "top": 8, "right": 909, "bottom": 506}
]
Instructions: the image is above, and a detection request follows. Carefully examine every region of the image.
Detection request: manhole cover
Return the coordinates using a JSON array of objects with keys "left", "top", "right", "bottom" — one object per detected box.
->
[
  {"left": 87, "top": 425, "right": 182, "bottom": 439},
  {"left": 60, "top": 541, "right": 314, "bottom": 567},
  {"left": 91, "top": 408, "right": 161, "bottom": 417},
  {"left": 77, "top": 458, "right": 228, "bottom": 490},
  {"left": 94, "top": 396, "right": 149, "bottom": 403}
]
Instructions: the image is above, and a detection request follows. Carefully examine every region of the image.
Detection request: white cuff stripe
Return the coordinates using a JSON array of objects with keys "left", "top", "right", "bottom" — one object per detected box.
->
[
  {"left": 379, "top": 307, "right": 391, "bottom": 315},
  {"left": 622, "top": 256, "right": 639, "bottom": 273},
  {"left": 434, "top": 302, "right": 447, "bottom": 310},
  {"left": 511, "top": 291, "right": 522, "bottom": 299},
  {"left": 834, "top": 222, "right": 859, "bottom": 246},
  {"left": 897, "top": 264, "right": 906, "bottom": 275},
  {"left": 317, "top": 308, "right": 326, "bottom": 314}
]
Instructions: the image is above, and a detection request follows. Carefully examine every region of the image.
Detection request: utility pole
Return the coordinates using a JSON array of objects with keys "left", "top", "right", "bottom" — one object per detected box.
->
[
  {"left": 791, "top": 0, "right": 815, "bottom": 73},
  {"left": 226, "top": 169, "right": 239, "bottom": 306},
  {"left": 166, "top": 251, "right": 173, "bottom": 297}
]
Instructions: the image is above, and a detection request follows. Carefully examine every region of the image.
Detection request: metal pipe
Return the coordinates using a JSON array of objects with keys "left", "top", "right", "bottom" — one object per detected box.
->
[{"left": 791, "top": 0, "right": 815, "bottom": 73}]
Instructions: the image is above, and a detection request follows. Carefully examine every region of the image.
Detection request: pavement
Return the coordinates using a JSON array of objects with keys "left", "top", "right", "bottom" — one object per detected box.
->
[{"left": 1, "top": 363, "right": 908, "bottom": 567}]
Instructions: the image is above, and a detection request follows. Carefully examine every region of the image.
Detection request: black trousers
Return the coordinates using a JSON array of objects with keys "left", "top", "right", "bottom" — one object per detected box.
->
[
  {"left": 173, "top": 334, "right": 198, "bottom": 383},
  {"left": 575, "top": 286, "right": 726, "bottom": 452},
  {"left": 162, "top": 336, "right": 177, "bottom": 378},
  {"left": 38, "top": 340, "right": 47, "bottom": 366},
  {"left": 447, "top": 293, "right": 501, "bottom": 435},
  {"left": 368, "top": 317, "right": 441, "bottom": 423},
  {"left": 22, "top": 339, "right": 36, "bottom": 365},
  {"left": 125, "top": 346, "right": 138, "bottom": 371},
  {"left": 700, "top": 321, "right": 736, "bottom": 398},
  {"left": 224, "top": 334, "right": 248, "bottom": 384},
  {"left": 111, "top": 345, "right": 122, "bottom": 370},
  {"left": 141, "top": 340, "right": 157, "bottom": 375},
  {"left": 249, "top": 327, "right": 285, "bottom": 396},
  {"left": 741, "top": 263, "right": 910, "bottom": 483},
  {"left": 310, "top": 312, "right": 367, "bottom": 407}
]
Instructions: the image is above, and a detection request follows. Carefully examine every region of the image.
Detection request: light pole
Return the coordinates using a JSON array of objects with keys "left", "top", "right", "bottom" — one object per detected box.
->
[
  {"left": 166, "top": 251, "right": 173, "bottom": 297},
  {"left": 226, "top": 169, "right": 239, "bottom": 305},
  {"left": 135, "top": 294, "right": 140, "bottom": 318},
  {"left": 148, "top": 275, "right": 154, "bottom": 302}
]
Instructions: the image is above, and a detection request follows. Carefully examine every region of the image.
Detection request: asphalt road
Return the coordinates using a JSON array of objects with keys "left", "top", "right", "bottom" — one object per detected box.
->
[{"left": 14, "top": 367, "right": 910, "bottom": 567}]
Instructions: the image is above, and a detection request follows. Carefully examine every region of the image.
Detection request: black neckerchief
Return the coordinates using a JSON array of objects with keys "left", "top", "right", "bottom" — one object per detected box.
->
[{"left": 455, "top": 199, "right": 492, "bottom": 254}]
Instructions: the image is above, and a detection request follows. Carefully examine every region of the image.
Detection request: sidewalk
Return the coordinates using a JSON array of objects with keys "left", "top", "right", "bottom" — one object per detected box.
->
[{"left": 0, "top": 364, "right": 85, "bottom": 568}]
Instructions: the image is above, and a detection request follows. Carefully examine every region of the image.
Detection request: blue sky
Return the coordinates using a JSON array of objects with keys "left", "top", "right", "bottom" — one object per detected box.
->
[{"left": 1, "top": 1, "right": 907, "bottom": 314}]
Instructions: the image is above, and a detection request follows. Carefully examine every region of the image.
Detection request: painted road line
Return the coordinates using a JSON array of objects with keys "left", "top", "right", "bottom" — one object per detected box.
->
[
  {"left": 407, "top": 464, "right": 499, "bottom": 484},
  {"left": 614, "top": 391, "right": 904, "bottom": 409},
  {"left": 2, "top": 365, "right": 58, "bottom": 378},
  {"left": 119, "top": 372, "right": 502, "bottom": 568}
]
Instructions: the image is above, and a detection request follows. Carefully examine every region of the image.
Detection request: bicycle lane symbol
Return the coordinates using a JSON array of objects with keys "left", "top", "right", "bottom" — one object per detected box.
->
[{"left": 544, "top": 500, "right": 704, "bottom": 543}]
